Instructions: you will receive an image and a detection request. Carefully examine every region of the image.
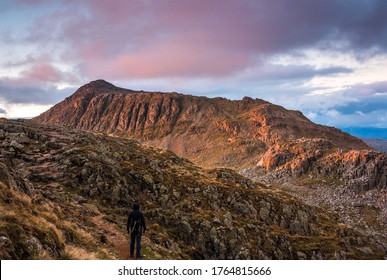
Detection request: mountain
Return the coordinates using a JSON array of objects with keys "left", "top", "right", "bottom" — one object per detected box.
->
[
  {"left": 34, "top": 80, "right": 386, "bottom": 190},
  {"left": 2, "top": 118, "right": 386, "bottom": 259},
  {"left": 361, "top": 138, "right": 387, "bottom": 152}
]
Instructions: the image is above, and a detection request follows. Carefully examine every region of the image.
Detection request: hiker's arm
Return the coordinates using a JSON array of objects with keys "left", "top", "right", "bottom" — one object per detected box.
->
[
  {"left": 142, "top": 213, "right": 146, "bottom": 232},
  {"left": 127, "top": 214, "right": 131, "bottom": 232}
]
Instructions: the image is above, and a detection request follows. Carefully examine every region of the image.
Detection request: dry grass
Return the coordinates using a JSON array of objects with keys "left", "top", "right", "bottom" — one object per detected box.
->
[
  {"left": 0, "top": 180, "right": 113, "bottom": 259},
  {"left": 60, "top": 221, "right": 95, "bottom": 247},
  {"left": 62, "top": 245, "right": 98, "bottom": 260}
]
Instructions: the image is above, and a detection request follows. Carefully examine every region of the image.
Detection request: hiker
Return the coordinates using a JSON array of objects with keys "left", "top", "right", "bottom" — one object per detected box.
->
[{"left": 127, "top": 203, "right": 146, "bottom": 259}]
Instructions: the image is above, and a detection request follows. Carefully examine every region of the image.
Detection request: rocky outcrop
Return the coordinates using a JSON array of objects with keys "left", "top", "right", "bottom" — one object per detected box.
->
[
  {"left": 1, "top": 118, "right": 386, "bottom": 259},
  {"left": 256, "top": 138, "right": 387, "bottom": 190},
  {"left": 318, "top": 150, "right": 387, "bottom": 191}
]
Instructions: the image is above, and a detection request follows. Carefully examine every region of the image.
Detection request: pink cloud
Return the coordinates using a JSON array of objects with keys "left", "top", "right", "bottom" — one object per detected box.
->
[
  {"left": 18, "top": 0, "right": 387, "bottom": 80},
  {"left": 59, "top": 0, "right": 261, "bottom": 78},
  {"left": 2, "top": 63, "right": 79, "bottom": 87},
  {"left": 22, "top": 64, "right": 62, "bottom": 83},
  {"left": 82, "top": 35, "right": 250, "bottom": 79}
]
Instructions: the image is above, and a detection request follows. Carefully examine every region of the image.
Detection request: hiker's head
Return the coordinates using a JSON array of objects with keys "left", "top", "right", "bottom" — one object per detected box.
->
[{"left": 133, "top": 203, "right": 140, "bottom": 211}]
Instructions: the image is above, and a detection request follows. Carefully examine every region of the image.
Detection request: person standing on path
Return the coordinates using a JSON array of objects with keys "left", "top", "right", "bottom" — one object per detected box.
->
[{"left": 127, "top": 203, "right": 146, "bottom": 259}]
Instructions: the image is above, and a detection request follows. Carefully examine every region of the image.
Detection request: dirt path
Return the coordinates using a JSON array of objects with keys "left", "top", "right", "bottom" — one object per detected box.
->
[{"left": 92, "top": 214, "right": 131, "bottom": 260}]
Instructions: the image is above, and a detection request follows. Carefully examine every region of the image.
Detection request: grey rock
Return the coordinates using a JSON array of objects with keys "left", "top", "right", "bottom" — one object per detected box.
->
[
  {"left": 172, "top": 189, "right": 181, "bottom": 200},
  {"left": 297, "top": 251, "right": 307, "bottom": 259},
  {"left": 0, "top": 236, "right": 10, "bottom": 247},
  {"left": 159, "top": 184, "right": 169, "bottom": 194},
  {"left": 0, "top": 129, "right": 5, "bottom": 140},
  {"left": 142, "top": 174, "right": 155, "bottom": 186},
  {"left": 236, "top": 247, "right": 250, "bottom": 260},
  {"left": 289, "top": 220, "right": 303, "bottom": 235},
  {"left": 181, "top": 221, "right": 193, "bottom": 236},
  {"left": 358, "top": 247, "right": 374, "bottom": 255},
  {"left": 223, "top": 212, "right": 233, "bottom": 228},
  {"left": 17, "top": 133, "right": 30, "bottom": 144},
  {"left": 27, "top": 236, "right": 43, "bottom": 252},
  {"left": 237, "top": 228, "right": 247, "bottom": 239},
  {"left": 10, "top": 140, "right": 24, "bottom": 150},
  {"left": 201, "top": 220, "right": 211, "bottom": 229},
  {"left": 210, "top": 227, "right": 218, "bottom": 239},
  {"left": 233, "top": 202, "right": 251, "bottom": 215},
  {"left": 259, "top": 207, "right": 270, "bottom": 221}
]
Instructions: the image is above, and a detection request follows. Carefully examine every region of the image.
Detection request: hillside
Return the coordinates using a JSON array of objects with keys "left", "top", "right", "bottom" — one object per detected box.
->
[
  {"left": 1, "top": 119, "right": 386, "bottom": 259},
  {"left": 34, "top": 80, "right": 386, "bottom": 191}
]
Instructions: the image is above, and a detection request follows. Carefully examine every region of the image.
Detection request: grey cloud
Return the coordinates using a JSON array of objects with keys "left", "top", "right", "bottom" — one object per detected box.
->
[
  {"left": 252, "top": 0, "right": 387, "bottom": 54},
  {"left": 344, "top": 81, "right": 387, "bottom": 97},
  {"left": 279, "top": 80, "right": 387, "bottom": 129},
  {"left": 240, "top": 64, "right": 353, "bottom": 84},
  {"left": 315, "top": 67, "right": 353, "bottom": 76},
  {"left": 0, "top": 81, "right": 75, "bottom": 105},
  {"left": 309, "top": 109, "right": 387, "bottom": 129},
  {"left": 332, "top": 81, "right": 387, "bottom": 114},
  {"left": 0, "top": 108, "right": 6, "bottom": 114}
]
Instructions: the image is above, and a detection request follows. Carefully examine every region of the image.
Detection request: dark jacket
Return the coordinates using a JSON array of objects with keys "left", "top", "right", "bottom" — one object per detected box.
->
[{"left": 127, "top": 208, "right": 146, "bottom": 234}]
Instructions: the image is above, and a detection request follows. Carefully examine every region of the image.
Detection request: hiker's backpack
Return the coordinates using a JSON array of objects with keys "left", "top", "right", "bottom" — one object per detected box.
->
[{"left": 131, "top": 213, "right": 141, "bottom": 233}]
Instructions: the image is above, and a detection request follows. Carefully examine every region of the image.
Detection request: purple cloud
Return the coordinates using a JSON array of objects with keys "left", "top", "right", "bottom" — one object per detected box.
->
[{"left": 11, "top": 0, "right": 386, "bottom": 79}]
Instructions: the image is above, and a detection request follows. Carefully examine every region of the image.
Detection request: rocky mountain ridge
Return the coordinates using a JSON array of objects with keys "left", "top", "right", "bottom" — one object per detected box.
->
[
  {"left": 1, "top": 119, "right": 386, "bottom": 259},
  {"left": 34, "top": 80, "right": 386, "bottom": 191},
  {"left": 362, "top": 138, "right": 387, "bottom": 153}
]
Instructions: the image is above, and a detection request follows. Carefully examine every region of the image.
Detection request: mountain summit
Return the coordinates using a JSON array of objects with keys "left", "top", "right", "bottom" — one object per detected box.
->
[{"left": 34, "top": 80, "right": 386, "bottom": 190}]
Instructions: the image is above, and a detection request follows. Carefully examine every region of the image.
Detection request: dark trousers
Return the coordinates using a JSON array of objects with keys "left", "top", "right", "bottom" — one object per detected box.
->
[{"left": 130, "top": 231, "right": 142, "bottom": 258}]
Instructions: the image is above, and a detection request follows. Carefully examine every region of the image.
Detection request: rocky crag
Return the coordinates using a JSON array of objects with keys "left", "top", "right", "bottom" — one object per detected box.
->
[
  {"left": 1, "top": 119, "right": 386, "bottom": 259},
  {"left": 34, "top": 80, "right": 386, "bottom": 191}
]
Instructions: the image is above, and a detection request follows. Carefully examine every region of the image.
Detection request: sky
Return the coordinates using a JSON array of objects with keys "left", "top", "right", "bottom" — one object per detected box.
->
[{"left": 0, "top": 0, "right": 387, "bottom": 137}]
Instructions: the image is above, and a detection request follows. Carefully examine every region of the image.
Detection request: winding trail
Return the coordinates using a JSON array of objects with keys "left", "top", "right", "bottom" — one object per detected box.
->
[{"left": 92, "top": 214, "right": 131, "bottom": 260}]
